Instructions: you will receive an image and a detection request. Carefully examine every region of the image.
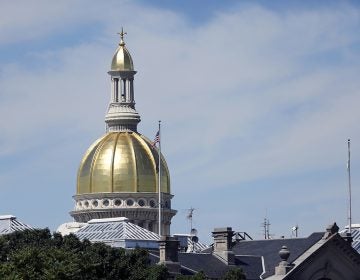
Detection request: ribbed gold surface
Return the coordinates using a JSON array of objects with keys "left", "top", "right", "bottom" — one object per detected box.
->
[
  {"left": 77, "top": 132, "right": 170, "bottom": 194},
  {"left": 111, "top": 44, "right": 134, "bottom": 71}
]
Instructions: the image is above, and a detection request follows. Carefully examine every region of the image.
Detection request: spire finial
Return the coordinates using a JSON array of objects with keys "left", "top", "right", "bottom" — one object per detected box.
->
[{"left": 117, "top": 27, "right": 127, "bottom": 46}]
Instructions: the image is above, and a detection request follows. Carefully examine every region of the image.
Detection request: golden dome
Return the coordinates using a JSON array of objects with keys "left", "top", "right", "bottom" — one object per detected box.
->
[
  {"left": 77, "top": 132, "right": 170, "bottom": 195},
  {"left": 111, "top": 39, "right": 134, "bottom": 71}
]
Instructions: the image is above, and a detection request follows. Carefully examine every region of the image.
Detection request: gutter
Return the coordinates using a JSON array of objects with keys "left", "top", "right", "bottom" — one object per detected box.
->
[{"left": 260, "top": 256, "right": 266, "bottom": 279}]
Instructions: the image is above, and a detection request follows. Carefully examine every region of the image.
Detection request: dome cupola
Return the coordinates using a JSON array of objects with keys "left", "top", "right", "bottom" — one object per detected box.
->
[
  {"left": 111, "top": 29, "right": 134, "bottom": 71},
  {"left": 71, "top": 30, "right": 176, "bottom": 235},
  {"left": 106, "top": 28, "right": 140, "bottom": 132}
]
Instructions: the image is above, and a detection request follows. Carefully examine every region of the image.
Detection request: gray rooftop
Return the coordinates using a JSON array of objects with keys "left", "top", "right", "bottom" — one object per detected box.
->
[
  {"left": 230, "top": 232, "right": 324, "bottom": 278},
  {"left": 201, "top": 231, "right": 324, "bottom": 278},
  {"left": 0, "top": 215, "right": 33, "bottom": 235},
  {"left": 173, "top": 233, "right": 209, "bottom": 252},
  {"left": 74, "top": 217, "right": 160, "bottom": 249},
  {"left": 340, "top": 224, "right": 360, "bottom": 253},
  {"left": 148, "top": 251, "right": 263, "bottom": 280}
]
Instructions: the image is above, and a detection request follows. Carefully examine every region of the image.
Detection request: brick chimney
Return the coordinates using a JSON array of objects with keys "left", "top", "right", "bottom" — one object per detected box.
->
[
  {"left": 158, "top": 236, "right": 180, "bottom": 275},
  {"left": 212, "top": 227, "right": 235, "bottom": 265},
  {"left": 323, "top": 222, "right": 339, "bottom": 239}
]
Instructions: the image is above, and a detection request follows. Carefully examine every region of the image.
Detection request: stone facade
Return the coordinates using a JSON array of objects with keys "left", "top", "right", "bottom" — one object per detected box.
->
[{"left": 70, "top": 192, "right": 175, "bottom": 235}]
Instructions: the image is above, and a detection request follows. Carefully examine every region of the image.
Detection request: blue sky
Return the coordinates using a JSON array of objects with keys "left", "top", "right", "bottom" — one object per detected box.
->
[{"left": 1, "top": 0, "right": 360, "bottom": 243}]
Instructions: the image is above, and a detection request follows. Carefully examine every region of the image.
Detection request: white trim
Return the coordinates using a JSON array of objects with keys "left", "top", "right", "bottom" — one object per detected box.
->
[{"left": 88, "top": 217, "right": 129, "bottom": 223}]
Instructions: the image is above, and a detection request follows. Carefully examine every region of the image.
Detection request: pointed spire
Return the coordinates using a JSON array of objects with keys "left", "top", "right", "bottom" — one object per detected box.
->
[
  {"left": 106, "top": 32, "right": 140, "bottom": 132},
  {"left": 117, "top": 27, "right": 127, "bottom": 46},
  {"left": 111, "top": 29, "right": 134, "bottom": 71}
]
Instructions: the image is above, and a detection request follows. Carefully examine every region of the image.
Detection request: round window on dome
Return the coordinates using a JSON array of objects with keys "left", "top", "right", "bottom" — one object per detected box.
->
[
  {"left": 92, "top": 200, "right": 98, "bottom": 207},
  {"left": 77, "top": 201, "right": 82, "bottom": 207},
  {"left": 127, "top": 199, "right": 134, "bottom": 206},
  {"left": 149, "top": 200, "right": 156, "bottom": 208},
  {"left": 103, "top": 199, "right": 109, "bottom": 207},
  {"left": 114, "top": 199, "right": 122, "bottom": 206},
  {"left": 84, "top": 201, "right": 89, "bottom": 208},
  {"left": 138, "top": 199, "right": 145, "bottom": 207}
]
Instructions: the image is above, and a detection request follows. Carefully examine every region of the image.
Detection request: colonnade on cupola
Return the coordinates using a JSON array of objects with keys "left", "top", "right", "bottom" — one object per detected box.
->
[{"left": 110, "top": 71, "right": 136, "bottom": 105}]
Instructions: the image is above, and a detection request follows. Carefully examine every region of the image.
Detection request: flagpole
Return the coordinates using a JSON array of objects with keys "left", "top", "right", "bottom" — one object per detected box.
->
[
  {"left": 158, "top": 120, "right": 162, "bottom": 236},
  {"left": 347, "top": 138, "right": 352, "bottom": 235}
]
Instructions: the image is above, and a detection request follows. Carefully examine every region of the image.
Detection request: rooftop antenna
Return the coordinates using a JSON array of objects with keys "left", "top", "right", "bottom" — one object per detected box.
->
[
  {"left": 262, "top": 217, "right": 271, "bottom": 239},
  {"left": 186, "top": 207, "right": 196, "bottom": 233},
  {"left": 291, "top": 225, "right": 299, "bottom": 238},
  {"left": 186, "top": 207, "right": 198, "bottom": 253},
  {"left": 347, "top": 138, "right": 352, "bottom": 236}
]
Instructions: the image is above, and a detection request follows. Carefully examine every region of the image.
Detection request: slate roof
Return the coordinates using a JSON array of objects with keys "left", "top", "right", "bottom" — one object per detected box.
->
[
  {"left": 236, "top": 255, "right": 264, "bottom": 279},
  {"left": 267, "top": 233, "right": 360, "bottom": 279},
  {"left": 0, "top": 215, "right": 33, "bottom": 234},
  {"left": 149, "top": 251, "right": 263, "bottom": 280},
  {"left": 231, "top": 232, "right": 324, "bottom": 278},
  {"left": 179, "top": 253, "right": 229, "bottom": 278},
  {"left": 179, "top": 253, "right": 263, "bottom": 280}
]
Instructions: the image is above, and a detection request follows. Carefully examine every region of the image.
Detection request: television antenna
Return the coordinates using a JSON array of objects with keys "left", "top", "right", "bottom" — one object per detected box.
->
[
  {"left": 347, "top": 139, "right": 353, "bottom": 236},
  {"left": 291, "top": 225, "right": 299, "bottom": 238},
  {"left": 261, "top": 217, "right": 271, "bottom": 239},
  {"left": 186, "top": 207, "right": 196, "bottom": 233}
]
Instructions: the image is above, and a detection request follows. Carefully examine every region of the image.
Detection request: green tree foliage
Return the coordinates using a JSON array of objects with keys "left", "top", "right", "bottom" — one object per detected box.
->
[
  {"left": 176, "top": 270, "right": 207, "bottom": 279},
  {"left": 0, "top": 229, "right": 169, "bottom": 280},
  {"left": 221, "top": 267, "right": 246, "bottom": 280}
]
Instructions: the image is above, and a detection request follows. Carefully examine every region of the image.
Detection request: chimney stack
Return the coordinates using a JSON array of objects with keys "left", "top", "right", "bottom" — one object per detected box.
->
[
  {"left": 158, "top": 236, "right": 181, "bottom": 275},
  {"left": 323, "top": 222, "right": 339, "bottom": 240},
  {"left": 212, "top": 227, "right": 235, "bottom": 265}
]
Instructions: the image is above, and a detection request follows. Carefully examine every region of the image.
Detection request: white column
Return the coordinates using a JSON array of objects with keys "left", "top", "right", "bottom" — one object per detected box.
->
[
  {"left": 111, "top": 77, "right": 114, "bottom": 102},
  {"left": 130, "top": 78, "right": 134, "bottom": 102},
  {"left": 126, "top": 80, "right": 130, "bottom": 102},
  {"left": 114, "top": 78, "right": 119, "bottom": 102}
]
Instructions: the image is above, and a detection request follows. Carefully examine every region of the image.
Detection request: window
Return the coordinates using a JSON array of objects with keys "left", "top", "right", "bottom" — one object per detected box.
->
[{"left": 149, "top": 200, "right": 156, "bottom": 208}]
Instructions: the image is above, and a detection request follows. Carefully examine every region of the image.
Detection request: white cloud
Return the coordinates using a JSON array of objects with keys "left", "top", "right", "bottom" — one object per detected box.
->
[{"left": 0, "top": 1, "right": 360, "bottom": 237}]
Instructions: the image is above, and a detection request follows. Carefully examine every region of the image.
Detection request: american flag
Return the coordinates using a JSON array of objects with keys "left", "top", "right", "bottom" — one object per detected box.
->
[{"left": 152, "top": 130, "right": 160, "bottom": 147}]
